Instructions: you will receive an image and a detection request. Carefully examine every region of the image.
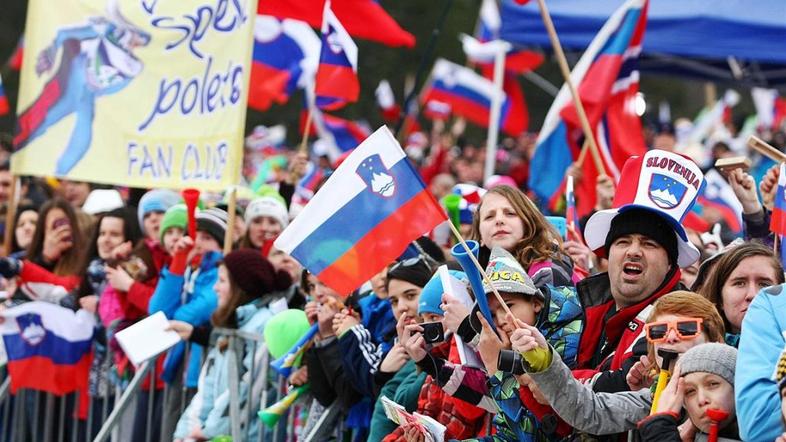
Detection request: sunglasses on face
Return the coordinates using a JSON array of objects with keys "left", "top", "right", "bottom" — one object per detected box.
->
[{"left": 644, "top": 318, "right": 703, "bottom": 343}]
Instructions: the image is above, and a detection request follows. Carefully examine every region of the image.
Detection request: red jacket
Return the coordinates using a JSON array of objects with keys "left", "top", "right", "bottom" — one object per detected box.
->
[{"left": 573, "top": 267, "right": 683, "bottom": 391}]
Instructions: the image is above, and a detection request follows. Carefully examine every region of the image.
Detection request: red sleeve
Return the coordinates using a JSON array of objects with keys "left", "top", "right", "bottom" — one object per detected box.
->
[
  {"left": 19, "top": 260, "right": 81, "bottom": 291},
  {"left": 447, "top": 340, "right": 487, "bottom": 421},
  {"left": 126, "top": 280, "right": 157, "bottom": 313}
]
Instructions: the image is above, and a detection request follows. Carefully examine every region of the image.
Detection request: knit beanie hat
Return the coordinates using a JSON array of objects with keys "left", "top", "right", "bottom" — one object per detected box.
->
[
  {"left": 137, "top": 189, "right": 180, "bottom": 227},
  {"left": 224, "top": 248, "right": 292, "bottom": 296},
  {"left": 82, "top": 189, "right": 124, "bottom": 215},
  {"left": 196, "top": 208, "right": 228, "bottom": 245},
  {"left": 679, "top": 343, "right": 737, "bottom": 386},
  {"left": 482, "top": 247, "right": 541, "bottom": 299},
  {"left": 264, "top": 309, "right": 312, "bottom": 360},
  {"left": 245, "top": 196, "right": 289, "bottom": 228},
  {"left": 159, "top": 204, "right": 188, "bottom": 243},
  {"left": 604, "top": 208, "right": 679, "bottom": 266},
  {"left": 418, "top": 270, "right": 468, "bottom": 316}
]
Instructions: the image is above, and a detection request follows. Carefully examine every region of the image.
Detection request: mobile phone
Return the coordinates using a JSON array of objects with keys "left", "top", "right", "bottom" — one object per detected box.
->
[{"left": 420, "top": 322, "right": 445, "bottom": 344}]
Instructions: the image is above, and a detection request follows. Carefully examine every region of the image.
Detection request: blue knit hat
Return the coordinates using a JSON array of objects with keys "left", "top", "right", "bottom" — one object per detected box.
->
[
  {"left": 137, "top": 189, "right": 180, "bottom": 228},
  {"left": 418, "top": 270, "right": 468, "bottom": 316}
]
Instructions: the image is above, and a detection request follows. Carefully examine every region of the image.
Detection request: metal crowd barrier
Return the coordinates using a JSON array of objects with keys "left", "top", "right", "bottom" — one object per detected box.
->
[{"left": 0, "top": 330, "right": 346, "bottom": 442}]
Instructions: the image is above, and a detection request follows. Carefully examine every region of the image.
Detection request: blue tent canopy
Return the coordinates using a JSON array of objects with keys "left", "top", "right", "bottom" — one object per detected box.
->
[{"left": 500, "top": 0, "right": 786, "bottom": 87}]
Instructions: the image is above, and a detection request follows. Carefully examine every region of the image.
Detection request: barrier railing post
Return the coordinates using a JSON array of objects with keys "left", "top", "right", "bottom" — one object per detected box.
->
[
  {"left": 92, "top": 361, "right": 150, "bottom": 442},
  {"left": 226, "top": 335, "right": 242, "bottom": 442},
  {"left": 43, "top": 393, "right": 54, "bottom": 442},
  {"left": 303, "top": 402, "right": 339, "bottom": 442}
]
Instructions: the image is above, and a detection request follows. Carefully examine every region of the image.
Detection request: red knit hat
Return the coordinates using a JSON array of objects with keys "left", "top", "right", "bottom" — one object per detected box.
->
[{"left": 223, "top": 248, "right": 292, "bottom": 296}]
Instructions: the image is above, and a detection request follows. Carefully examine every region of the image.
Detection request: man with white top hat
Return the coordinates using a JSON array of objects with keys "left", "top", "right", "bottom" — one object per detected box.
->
[{"left": 572, "top": 149, "right": 705, "bottom": 393}]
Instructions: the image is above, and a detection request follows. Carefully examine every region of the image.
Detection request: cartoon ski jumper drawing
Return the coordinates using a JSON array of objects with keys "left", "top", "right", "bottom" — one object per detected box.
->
[{"left": 14, "top": 0, "right": 150, "bottom": 175}]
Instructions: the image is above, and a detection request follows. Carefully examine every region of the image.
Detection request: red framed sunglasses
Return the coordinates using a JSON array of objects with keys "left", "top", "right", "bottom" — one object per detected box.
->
[{"left": 644, "top": 318, "right": 703, "bottom": 343}]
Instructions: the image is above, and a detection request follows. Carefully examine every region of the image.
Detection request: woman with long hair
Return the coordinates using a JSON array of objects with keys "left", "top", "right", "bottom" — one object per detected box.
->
[
  {"left": 470, "top": 185, "right": 573, "bottom": 287},
  {"left": 698, "top": 242, "right": 784, "bottom": 345}
]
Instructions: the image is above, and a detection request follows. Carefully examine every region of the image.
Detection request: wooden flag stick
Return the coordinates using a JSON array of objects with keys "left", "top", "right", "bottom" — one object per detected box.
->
[
  {"left": 575, "top": 139, "right": 591, "bottom": 169},
  {"left": 446, "top": 220, "right": 514, "bottom": 319},
  {"left": 2, "top": 176, "right": 18, "bottom": 257},
  {"left": 299, "top": 110, "right": 313, "bottom": 154},
  {"left": 535, "top": 0, "right": 607, "bottom": 177},
  {"left": 223, "top": 186, "right": 237, "bottom": 255}
]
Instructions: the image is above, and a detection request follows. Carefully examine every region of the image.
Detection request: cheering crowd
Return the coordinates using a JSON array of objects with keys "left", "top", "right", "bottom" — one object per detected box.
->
[{"left": 0, "top": 119, "right": 786, "bottom": 442}]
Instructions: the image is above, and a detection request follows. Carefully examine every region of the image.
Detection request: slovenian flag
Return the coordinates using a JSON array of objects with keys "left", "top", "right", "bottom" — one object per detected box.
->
[
  {"left": 771, "top": 163, "right": 786, "bottom": 237},
  {"left": 529, "top": 0, "right": 649, "bottom": 217},
  {"left": 248, "top": 15, "right": 320, "bottom": 111},
  {"left": 274, "top": 126, "right": 447, "bottom": 294},
  {"left": 695, "top": 169, "right": 743, "bottom": 236},
  {"left": 315, "top": 2, "right": 359, "bottom": 111},
  {"left": 752, "top": 87, "right": 786, "bottom": 131},
  {"left": 0, "top": 75, "right": 8, "bottom": 116},
  {"left": 376, "top": 80, "right": 401, "bottom": 122},
  {"left": 565, "top": 175, "right": 584, "bottom": 244},
  {"left": 421, "top": 58, "right": 524, "bottom": 136},
  {"left": 1, "top": 302, "right": 94, "bottom": 395}
]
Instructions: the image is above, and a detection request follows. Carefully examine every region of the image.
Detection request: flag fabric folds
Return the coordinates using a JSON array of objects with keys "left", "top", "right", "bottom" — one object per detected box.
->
[
  {"left": 249, "top": 16, "right": 320, "bottom": 111},
  {"left": 529, "top": 0, "right": 649, "bottom": 217},
  {"left": 421, "top": 59, "right": 525, "bottom": 136},
  {"left": 0, "top": 302, "right": 94, "bottom": 395},
  {"left": 274, "top": 126, "right": 448, "bottom": 294},
  {"left": 0, "top": 75, "right": 9, "bottom": 116},
  {"left": 259, "top": 0, "right": 415, "bottom": 48},
  {"left": 315, "top": 3, "right": 360, "bottom": 111}
]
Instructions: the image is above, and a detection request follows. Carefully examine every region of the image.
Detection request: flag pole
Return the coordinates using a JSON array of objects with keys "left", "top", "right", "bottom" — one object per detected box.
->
[
  {"left": 484, "top": 41, "right": 510, "bottom": 184},
  {"left": 223, "top": 186, "right": 237, "bottom": 255},
  {"left": 534, "top": 0, "right": 607, "bottom": 177},
  {"left": 300, "top": 110, "right": 313, "bottom": 154},
  {"left": 395, "top": 0, "right": 455, "bottom": 136},
  {"left": 2, "top": 175, "right": 19, "bottom": 257},
  {"left": 445, "top": 220, "right": 514, "bottom": 319}
]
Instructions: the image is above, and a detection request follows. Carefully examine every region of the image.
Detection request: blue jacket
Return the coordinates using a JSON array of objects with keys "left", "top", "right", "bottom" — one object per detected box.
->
[
  {"left": 174, "top": 300, "right": 273, "bottom": 440},
  {"left": 149, "top": 251, "right": 222, "bottom": 387},
  {"left": 735, "top": 283, "right": 786, "bottom": 442}
]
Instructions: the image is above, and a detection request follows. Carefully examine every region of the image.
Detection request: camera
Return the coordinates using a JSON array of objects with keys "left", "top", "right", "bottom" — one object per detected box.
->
[
  {"left": 497, "top": 349, "right": 526, "bottom": 376},
  {"left": 420, "top": 322, "right": 445, "bottom": 344}
]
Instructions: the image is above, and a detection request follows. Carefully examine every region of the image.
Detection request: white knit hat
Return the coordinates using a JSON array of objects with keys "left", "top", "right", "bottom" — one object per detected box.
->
[{"left": 245, "top": 196, "right": 289, "bottom": 228}]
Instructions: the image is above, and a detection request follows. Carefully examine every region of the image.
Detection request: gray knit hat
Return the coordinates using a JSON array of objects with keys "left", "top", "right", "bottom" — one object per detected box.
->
[
  {"left": 196, "top": 208, "right": 228, "bottom": 245},
  {"left": 482, "top": 247, "right": 541, "bottom": 299},
  {"left": 679, "top": 343, "right": 737, "bottom": 386}
]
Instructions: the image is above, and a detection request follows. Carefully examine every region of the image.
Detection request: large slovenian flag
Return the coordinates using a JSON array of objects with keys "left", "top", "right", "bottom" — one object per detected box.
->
[
  {"left": 1, "top": 302, "right": 94, "bottom": 395},
  {"left": 529, "top": 0, "right": 649, "bottom": 217},
  {"left": 315, "top": 2, "right": 359, "bottom": 111},
  {"left": 421, "top": 59, "right": 524, "bottom": 136},
  {"left": 275, "top": 126, "right": 447, "bottom": 294},
  {"left": 249, "top": 16, "right": 320, "bottom": 111}
]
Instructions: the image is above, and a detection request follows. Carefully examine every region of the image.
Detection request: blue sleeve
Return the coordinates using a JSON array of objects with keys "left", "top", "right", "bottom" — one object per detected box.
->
[
  {"left": 339, "top": 325, "right": 384, "bottom": 398},
  {"left": 736, "top": 288, "right": 786, "bottom": 442},
  {"left": 172, "top": 269, "right": 218, "bottom": 325},
  {"left": 148, "top": 267, "right": 184, "bottom": 318}
]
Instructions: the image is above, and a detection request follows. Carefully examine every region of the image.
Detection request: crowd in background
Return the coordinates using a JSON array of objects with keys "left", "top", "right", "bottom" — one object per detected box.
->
[{"left": 0, "top": 115, "right": 784, "bottom": 442}]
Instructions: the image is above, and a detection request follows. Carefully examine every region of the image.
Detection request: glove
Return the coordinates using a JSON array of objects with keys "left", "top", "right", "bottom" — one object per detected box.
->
[{"left": 0, "top": 257, "right": 23, "bottom": 278}]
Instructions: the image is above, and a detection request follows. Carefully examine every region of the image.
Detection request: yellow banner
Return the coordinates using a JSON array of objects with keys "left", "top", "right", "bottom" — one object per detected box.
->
[{"left": 12, "top": 0, "right": 253, "bottom": 190}]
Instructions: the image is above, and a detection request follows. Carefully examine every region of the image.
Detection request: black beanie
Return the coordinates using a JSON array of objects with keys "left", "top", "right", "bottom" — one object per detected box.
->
[
  {"left": 604, "top": 208, "right": 679, "bottom": 265},
  {"left": 196, "top": 208, "right": 228, "bottom": 245}
]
